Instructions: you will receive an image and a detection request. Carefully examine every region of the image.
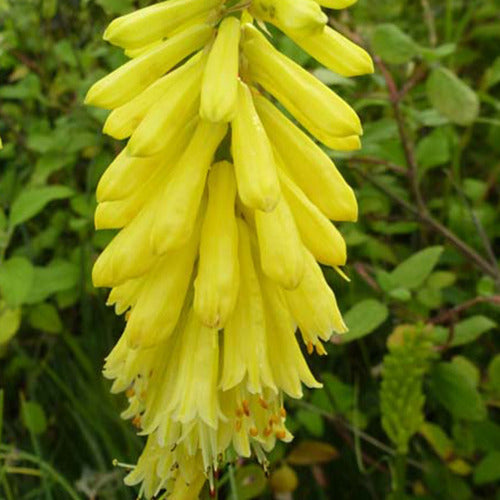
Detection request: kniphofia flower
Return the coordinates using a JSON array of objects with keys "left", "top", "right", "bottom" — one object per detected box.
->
[{"left": 86, "top": 0, "right": 373, "bottom": 497}]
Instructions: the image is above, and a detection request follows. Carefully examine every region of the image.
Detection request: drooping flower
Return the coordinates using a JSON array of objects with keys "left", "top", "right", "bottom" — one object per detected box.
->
[{"left": 86, "top": 0, "right": 373, "bottom": 497}]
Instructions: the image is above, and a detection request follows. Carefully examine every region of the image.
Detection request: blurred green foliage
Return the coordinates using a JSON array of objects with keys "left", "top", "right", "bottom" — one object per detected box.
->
[{"left": 1, "top": 0, "right": 500, "bottom": 499}]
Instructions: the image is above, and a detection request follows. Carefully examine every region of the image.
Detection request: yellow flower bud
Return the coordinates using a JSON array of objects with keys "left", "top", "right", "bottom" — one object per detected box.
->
[
  {"left": 285, "top": 26, "right": 374, "bottom": 77},
  {"left": 92, "top": 203, "right": 158, "bottom": 288},
  {"left": 97, "top": 120, "right": 195, "bottom": 203},
  {"left": 200, "top": 16, "right": 241, "bottom": 123},
  {"left": 250, "top": 0, "right": 327, "bottom": 35},
  {"left": 151, "top": 120, "right": 228, "bottom": 255},
  {"left": 85, "top": 24, "right": 212, "bottom": 110},
  {"left": 103, "top": 0, "right": 221, "bottom": 49},
  {"left": 127, "top": 57, "right": 204, "bottom": 157},
  {"left": 231, "top": 81, "right": 280, "bottom": 212},
  {"left": 255, "top": 196, "right": 305, "bottom": 290},
  {"left": 194, "top": 161, "right": 240, "bottom": 328},
  {"left": 243, "top": 24, "right": 362, "bottom": 140},
  {"left": 254, "top": 94, "right": 358, "bottom": 221},
  {"left": 103, "top": 52, "right": 203, "bottom": 140},
  {"left": 279, "top": 168, "right": 347, "bottom": 267}
]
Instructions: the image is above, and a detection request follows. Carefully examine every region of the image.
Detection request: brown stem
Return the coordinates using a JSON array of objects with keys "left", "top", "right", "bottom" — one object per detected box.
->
[{"left": 430, "top": 296, "right": 500, "bottom": 325}]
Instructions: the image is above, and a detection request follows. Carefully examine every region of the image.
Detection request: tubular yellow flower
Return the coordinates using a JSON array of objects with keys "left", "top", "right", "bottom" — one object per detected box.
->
[
  {"left": 221, "top": 218, "right": 276, "bottom": 394},
  {"left": 86, "top": 0, "right": 372, "bottom": 496},
  {"left": 284, "top": 26, "right": 374, "bottom": 77},
  {"left": 85, "top": 23, "right": 212, "bottom": 109},
  {"left": 151, "top": 120, "right": 227, "bottom": 254},
  {"left": 194, "top": 161, "right": 239, "bottom": 328},
  {"left": 231, "top": 81, "right": 281, "bottom": 212},
  {"left": 200, "top": 16, "right": 241, "bottom": 122},
  {"left": 103, "top": 53, "right": 203, "bottom": 140},
  {"left": 103, "top": 0, "right": 222, "bottom": 49},
  {"left": 255, "top": 195, "right": 305, "bottom": 289},
  {"left": 254, "top": 94, "right": 358, "bottom": 220},
  {"left": 279, "top": 169, "right": 347, "bottom": 267},
  {"left": 243, "top": 23, "right": 362, "bottom": 140}
]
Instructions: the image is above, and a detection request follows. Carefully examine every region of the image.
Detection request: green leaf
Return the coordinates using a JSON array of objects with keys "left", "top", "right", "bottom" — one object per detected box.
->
[
  {"left": 416, "top": 128, "right": 451, "bottom": 170},
  {"left": 487, "top": 355, "right": 500, "bottom": 394},
  {"left": 420, "top": 422, "right": 454, "bottom": 460},
  {"left": 473, "top": 451, "right": 500, "bottom": 485},
  {"left": 296, "top": 409, "right": 324, "bottom": 437},
  {"left": 427, "top": 67, "right": 480, "bottom": 126},
  {"left": 432, "top": 316, "right": 496, "bottom": 347},
  {"left": 22, "top": 401, "right": 47, "bottom": 435},
  {"left": 429, "top": 362, "right": 487, "bottom": 421},
  {"left": 28, "top": 303, "right": 62, "bottom": 334},
  {"left": 390, "top": 246, "right": 443, "bottom": 290},
  {"left": 0, "top": 305, "right": 21, "bottom": 345},
  {"left": 0, "top": 257, "right": 35, "bottom": 307},
  {"left": 371, "top": 24, "right": 420, "bottom": 64},
  {"left": 341, "top": 299, "right": 389, "bottom": 342},
  {"left": 24, "top": 260, "right": 79, "bottom": 304},
  {"left": 452, "top": 356, "right": 480, "bottom": 387},
  {"left": 9, "top": 185, "right": 73, "bottom": 227}
]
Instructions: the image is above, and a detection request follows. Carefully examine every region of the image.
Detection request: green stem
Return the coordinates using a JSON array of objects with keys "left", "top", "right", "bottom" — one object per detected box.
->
[{"left": 392, "top": 453, "right": 407, "bottom": 500}]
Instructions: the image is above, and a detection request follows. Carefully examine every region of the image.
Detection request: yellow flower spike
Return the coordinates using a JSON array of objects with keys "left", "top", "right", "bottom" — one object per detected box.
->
[
  {"left": 254, "top": 195, "right": 305, "bottom": 290},
  {"left": 85, "top": 24, "right": 212, "bottom": 110},
  {"left": 103, "top": 53, "right": 203, "bottom": 140},
  {"left": 242, "top": 23, "right": 362, "bottom": 140},
  {"left": 313, "top": 0, "right": 358, "bottom": 8},
  {"left": 194, "top": 161, "right": 240, "bottom": 329},
  {"left": 260, "top": 275, "right": 322, "bottom": 398},
  {"left": 165, "top": 310, "right": 220, "bottom": 427},
  {"left": 249, "top": 0, "right": 327, "bottom": 35},
  {"left": 254, "top": 94, "right": 358, "bottom": 221},
  {"left": 231, "top": 81, "right": 281, "bottom": 212},
  {"left": 97, "top": 119, "right": 196, "bottom": 203},
  {"left": 221, "top": 219, "right": 276, "bottom": 394},
  {"left": 127, "top": 61, "right": 206, "bottom": 158},
  {"left": 283, "top": 26, "right": 374, "bottom": 77},
  {"left": 151, "top": 120, "right": 228, "bottom": 255},
  {"left": 279, "top": 168, "right": 347, "bottom": 267},
  {"left": 200, "top": 16, "right": 241, "bottom": 123},
  {"left": 284, "top": 250, "right": 347, "bottom": 347},
  {"left": 124, "top": 217, "right": 202, "bottom": 350},
  {"left": 103, "top": 0, "right": 222, "bottom": 49}
]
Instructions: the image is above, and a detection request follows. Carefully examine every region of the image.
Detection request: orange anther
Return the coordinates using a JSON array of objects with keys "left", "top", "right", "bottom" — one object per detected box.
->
[
  {"left": 235, "top": 407, "right": 243, "bottom": 418},
  {"left": 125, "top": 388, "right": 135, "bottom": 399},
  {"left": 236, "top": 419, "right": 242, "bottom": 432},
  {"left": 307, "top": 341, "right": 314, "bottom": 355},
  {"left": 132, "top": 416, "right": 141, "bottom": 428},
  {"left": 242, "top": 400, "right": 250, "bottom": 416},
  {"left": 250, "top": 427, "right": 259, "bottom": 437},
  {"left": 276, "top": 430, "right": 287, "bottom": 440},
  {"left": 280, "top": 408, "right": 287, "bottom": 419},
  {"left": 258, "top": 397, "right": 269, "bottom": 409},
  {"left": 263, "top": 427, "right": 272, "bottom": 437}
]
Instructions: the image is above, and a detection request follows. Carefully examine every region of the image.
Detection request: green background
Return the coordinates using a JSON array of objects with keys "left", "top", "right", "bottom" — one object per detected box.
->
[{"left": 0, "top": 0, "right": 500, "bottom": 498}]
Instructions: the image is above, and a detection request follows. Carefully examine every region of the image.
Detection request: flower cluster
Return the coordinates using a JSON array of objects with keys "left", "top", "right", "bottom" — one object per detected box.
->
[{"left": 86, "top": 0, "right": 373, "bottom": 497}]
